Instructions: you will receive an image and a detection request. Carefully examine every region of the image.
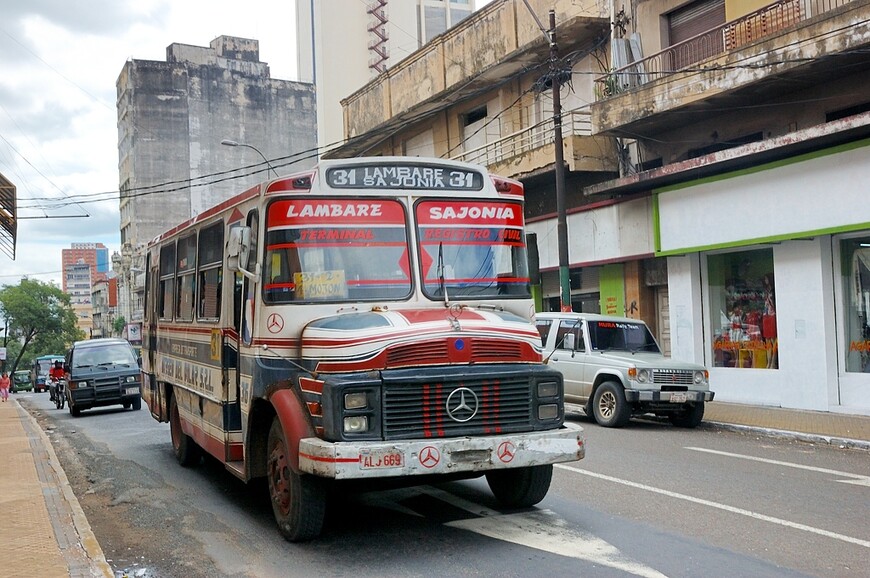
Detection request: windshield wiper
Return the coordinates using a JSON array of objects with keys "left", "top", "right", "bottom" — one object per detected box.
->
[{"left": 437, "top": 242, "right": 450, "bottom": 307}]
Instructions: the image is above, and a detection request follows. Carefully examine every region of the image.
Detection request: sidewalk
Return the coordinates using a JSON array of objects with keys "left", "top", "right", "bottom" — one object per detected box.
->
[
  {"left": 0, "top": 396, "right": 868, "bottom": 578},
  {"left": 0, "top": 396, "right": 112, "bottom": 578},
  {"left": 704, "top": 400, "right": 870, "bottom": 450}
]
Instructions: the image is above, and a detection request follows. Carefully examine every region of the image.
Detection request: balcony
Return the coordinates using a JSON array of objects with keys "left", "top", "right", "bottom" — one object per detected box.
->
[
  {"left": 450, "top": 109, "right": 616, "bottom": 178},
  {"left": 331, "top": 0, "right": 608, "bottom": 158},
  {"left": 592, "top": 0, "right": 870, "bottom": 136}
]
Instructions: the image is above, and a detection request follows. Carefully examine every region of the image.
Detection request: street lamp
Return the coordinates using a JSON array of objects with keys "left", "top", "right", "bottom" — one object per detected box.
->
[{"left": 221, "top": 139, "right": 279, "bottom": 177}]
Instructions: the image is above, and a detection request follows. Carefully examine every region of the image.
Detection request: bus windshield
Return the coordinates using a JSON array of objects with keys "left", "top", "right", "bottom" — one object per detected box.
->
[
  {"left": 263, "top": 198, "right": 412, "bottom": 303},
  {"left": 416, "top": 200, "right": 530, "bottom": 300}
]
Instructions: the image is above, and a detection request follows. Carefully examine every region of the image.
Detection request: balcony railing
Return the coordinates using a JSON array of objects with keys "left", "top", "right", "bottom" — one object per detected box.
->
[
  {"left": 451, "top": 109, "right": 592, "bottom": 167},
  {"left": 595, "top": 0, "right": 852, "bottom": 100}
]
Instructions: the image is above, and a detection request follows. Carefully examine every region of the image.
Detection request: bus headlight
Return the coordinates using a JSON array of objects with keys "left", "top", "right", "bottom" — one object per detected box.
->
[
  {"left": 344, "top": 391, "right": 368, "bottom": 410},
  {"left": 537, "top": 381, "right": 559, "bottom": 398},
  {"left": 344, "top": 415, "right": 369, "bottom": 433},
  {"left": 537, "top": 404, "right": 559, "bottom": 420}
]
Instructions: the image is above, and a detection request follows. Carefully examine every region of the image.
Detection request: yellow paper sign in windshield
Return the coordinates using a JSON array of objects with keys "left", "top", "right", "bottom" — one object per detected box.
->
[{"left": 294, "top": 270, "right": 348, "bottom": 299}]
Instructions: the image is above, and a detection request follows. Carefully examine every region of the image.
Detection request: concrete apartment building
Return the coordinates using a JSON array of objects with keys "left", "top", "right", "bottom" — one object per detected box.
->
[
  {"left": 116, "top": 35, "right": 317, "bottom": 250},
  {"left": 296, "top": 0, "right": 475, "bottom": 152},
  {"left": 326, "top": 0, "right": 870, "bottom": 415},
  {"left": 115, "top": 35, "right": 317, "bottom": 323}
]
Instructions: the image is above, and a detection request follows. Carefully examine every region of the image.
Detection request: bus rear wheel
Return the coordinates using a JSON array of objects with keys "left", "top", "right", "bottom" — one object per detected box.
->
[
  {"left": 170, "top": 395, "right": 201, "bottom": 466},
  {"left": 267, "top": 416, "right": 325, "bottom": 542}
]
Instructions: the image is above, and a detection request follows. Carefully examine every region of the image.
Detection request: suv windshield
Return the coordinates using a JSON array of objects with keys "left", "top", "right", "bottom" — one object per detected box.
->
[
  {"left": 416, "top": 200, "right": 530, "bottom": 300},
  {"left": 73, "top": 343, "right": 137, "bottom": 368},
  {"left": 263, "top": 198, "right": 412, "bottom": 303},
  {"left": 587, "top": 320, "right": 661, "bottom": 353}
]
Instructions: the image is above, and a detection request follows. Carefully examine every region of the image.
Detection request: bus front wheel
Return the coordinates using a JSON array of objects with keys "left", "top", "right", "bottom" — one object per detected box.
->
[{"left": 267, "top": 416, "right": 326, "bottom": 542}]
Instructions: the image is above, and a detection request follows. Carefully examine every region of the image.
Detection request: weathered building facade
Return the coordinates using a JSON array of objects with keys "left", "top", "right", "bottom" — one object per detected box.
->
[
  {"left": 328, "top": 0, "right": 870, "bottom": 414},
  {"left": 116, "top": 35, "right": 317, "bottom": 249}
]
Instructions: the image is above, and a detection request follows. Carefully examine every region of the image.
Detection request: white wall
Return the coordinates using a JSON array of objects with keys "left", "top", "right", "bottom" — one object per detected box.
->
[{"left": 657, "top": 144, "right": 870, "bottom": 254}]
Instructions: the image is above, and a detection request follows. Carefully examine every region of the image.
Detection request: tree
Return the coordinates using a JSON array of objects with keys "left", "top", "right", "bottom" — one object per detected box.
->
[
  {"left": 113, "top": 315, "right": 126, "bottom": 338},
  {"left": 0, "top": 279, "right": 84, "bottom": 374}
]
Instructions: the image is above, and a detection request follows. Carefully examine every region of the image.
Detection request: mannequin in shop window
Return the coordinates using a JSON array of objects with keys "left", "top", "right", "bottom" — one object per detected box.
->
[{"left": 761, "top": 274, "right": 777, "bottom": 368}]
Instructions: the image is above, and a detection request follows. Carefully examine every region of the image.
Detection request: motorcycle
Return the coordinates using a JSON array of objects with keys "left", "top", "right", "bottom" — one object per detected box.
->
[{"left": 54, "top": 377, "right": 65, "bottom": 410}]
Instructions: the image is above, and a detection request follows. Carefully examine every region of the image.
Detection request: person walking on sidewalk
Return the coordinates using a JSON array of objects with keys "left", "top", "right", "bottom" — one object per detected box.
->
[{"left": 0, "top": 371, "right": 10, "bottom": 401}]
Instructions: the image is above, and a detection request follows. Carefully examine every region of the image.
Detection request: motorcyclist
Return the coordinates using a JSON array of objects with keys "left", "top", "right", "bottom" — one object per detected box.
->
[{"left": 48, "top": 360, "right": 64, "bottom": 402}]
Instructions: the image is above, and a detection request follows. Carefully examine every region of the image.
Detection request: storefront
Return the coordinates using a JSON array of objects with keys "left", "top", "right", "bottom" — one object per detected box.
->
[{"left": 657, "top": 139, "right": 870, "bottom": 415}]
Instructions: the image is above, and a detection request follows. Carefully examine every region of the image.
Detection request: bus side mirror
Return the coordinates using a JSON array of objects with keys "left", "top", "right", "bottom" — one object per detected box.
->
[{"left": 227, "top": 226, "right": 259, "bottom": 282}]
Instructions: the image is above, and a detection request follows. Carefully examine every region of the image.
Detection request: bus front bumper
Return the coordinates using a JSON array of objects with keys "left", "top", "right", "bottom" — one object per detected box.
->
[{"left": 298, "top": 422, "right": 584, "bottom": 480}]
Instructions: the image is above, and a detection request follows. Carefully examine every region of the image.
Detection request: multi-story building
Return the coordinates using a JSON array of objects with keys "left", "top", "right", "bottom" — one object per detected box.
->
[
  {"left": 90, "top": 278, "right": 118, "bottom": 339},
  {"left": 66, "top": 262, "right": 94, "bottom": 335},
  {"left": 62, "top": 243, "right": 109, "bottom": 335},
  {"left": 326, "top": 0, "right": 870, "bottom": 415},
  {"left": 61, "top": 243, "right": 108, "bottom": 292},
  {"left": 117, "top": 35, "right": 317, "bottom": 250},
  {"left": 296, "top": 0, "right": 475, "bottom": 152}
]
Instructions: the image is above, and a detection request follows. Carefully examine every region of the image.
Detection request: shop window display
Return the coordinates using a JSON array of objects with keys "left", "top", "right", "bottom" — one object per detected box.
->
[
  {"left": 841, "top": 237, "right": 870, "bottom": 373},
  {"left": 708, "top": 249, "right": 777, "bottom": 369}
]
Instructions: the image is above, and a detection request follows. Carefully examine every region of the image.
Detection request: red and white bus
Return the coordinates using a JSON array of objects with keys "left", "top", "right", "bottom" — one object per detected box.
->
[{"left": 142, "top": 157, "right": 584, "bottom": 541}]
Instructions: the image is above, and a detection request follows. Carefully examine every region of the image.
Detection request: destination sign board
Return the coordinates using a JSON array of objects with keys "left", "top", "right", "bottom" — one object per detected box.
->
[{"left": 326, "top": 163, "right": 484, "bottom": 191}]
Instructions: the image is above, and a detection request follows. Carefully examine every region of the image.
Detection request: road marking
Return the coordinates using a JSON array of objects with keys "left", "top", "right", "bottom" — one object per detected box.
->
[
  {"left": 421, "top": 487, "right": 668, "bottom": 578},
  {"left": 685, "top": 446, "right": 870, "bottom": 487},
  {"left": 556, "top": 464, "right": 870, "bottom": 549}
]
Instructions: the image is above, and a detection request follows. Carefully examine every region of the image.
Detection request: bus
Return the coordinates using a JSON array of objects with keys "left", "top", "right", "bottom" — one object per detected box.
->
[
  {"left": 142, "top": 157, "right": 585, "bottom": 541},
  {"left": 32, "top": 354, "right": 65, "bottom": 393}
]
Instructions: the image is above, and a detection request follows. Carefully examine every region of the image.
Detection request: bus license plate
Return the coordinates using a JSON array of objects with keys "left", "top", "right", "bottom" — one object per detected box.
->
[
  {"left": 670, "top": 392, "right": 688, "bottom": 403},
  {"left": 359, "top": 448, "right": 404, "bottom": 469}
]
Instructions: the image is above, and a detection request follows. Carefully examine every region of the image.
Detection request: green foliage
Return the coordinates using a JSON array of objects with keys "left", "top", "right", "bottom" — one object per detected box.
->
[
  {"left": 113, "top": 315, "right": 126, "bottom": 337},
  {"left": 0, "top": 279, "right": 83, "bottom": 374}
]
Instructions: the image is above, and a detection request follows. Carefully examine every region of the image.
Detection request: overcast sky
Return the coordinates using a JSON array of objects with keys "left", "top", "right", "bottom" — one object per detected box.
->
[
  {"left": 0, "top": 0, "right": 300, "bottom": 286},
  {"left": 0, "top": 0, "right": 495, "bottom": 288}
]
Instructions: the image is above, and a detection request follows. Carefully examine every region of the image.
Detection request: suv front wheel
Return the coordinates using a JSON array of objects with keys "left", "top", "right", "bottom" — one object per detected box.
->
[{"left": 592, "top": 381, "right": 631, "bottom": 428}]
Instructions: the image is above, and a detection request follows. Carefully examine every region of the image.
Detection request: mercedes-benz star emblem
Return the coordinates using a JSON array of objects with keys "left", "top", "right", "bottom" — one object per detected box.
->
[{"left": 445, "top": 387, "right": 478, "bottom": 423}]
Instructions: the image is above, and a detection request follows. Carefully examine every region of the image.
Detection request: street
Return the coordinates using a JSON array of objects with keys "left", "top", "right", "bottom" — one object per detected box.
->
[{"left": 19, "top": 393, "right": 870, "bottom": 578}]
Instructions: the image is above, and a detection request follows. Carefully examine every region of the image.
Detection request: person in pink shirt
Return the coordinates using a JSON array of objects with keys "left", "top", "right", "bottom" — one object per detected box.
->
[{"left": 0, "top": 372, "right": 10, "bottom": 402}]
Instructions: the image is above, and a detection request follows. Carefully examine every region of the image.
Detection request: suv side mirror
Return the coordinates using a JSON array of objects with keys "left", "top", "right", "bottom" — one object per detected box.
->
[{"left": 563, "top": 333, "right": 575, "bottom": 351}]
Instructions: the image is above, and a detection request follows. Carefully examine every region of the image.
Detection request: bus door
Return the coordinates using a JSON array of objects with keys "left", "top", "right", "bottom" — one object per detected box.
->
[{"left": 227, "top": 209, "right": 259, "bottom": 465}]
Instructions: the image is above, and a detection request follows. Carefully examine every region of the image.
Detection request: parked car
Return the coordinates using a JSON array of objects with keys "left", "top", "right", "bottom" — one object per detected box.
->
[
  {"left": 12, "top": 370, "right": 33, "bottom": 393},
  {"left": 65, "top": 338, "right": 142, "bottom": 417},
  {"left": 536, "top": 312, "right": 714, "bottom": 428}
]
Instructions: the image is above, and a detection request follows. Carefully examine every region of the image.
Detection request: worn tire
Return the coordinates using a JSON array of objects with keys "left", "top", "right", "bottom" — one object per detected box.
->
[
  {"left": 486, "top": 465, "right": 553, "bottom": 508},
  {"left": 131, "top": 396, "right": 142, "bottom": 411},
  {"left": 267, "top": 416, "right": 326, "bottom": 542},
  {"left": 69, "top": 403, "right": 81, "bottom": 417},
  {"left": 669, "top": 401, "right": 705, "bottom": 428},
  {"left": 170, "top": 395, "right": 201, "bottom": 466},
  {"left": 592, "top": 381, "right": 631, "bottom": 428}
]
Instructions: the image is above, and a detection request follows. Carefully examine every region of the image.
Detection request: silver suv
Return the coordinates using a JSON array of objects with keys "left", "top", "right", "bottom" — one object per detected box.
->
[{"left": 536, "top": 312, "right": 714, "bottom": 428}]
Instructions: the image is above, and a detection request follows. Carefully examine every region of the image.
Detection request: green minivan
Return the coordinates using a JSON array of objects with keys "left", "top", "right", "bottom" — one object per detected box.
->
[{"left": 12, "top": 370, "right": 33, "bottom": 393}]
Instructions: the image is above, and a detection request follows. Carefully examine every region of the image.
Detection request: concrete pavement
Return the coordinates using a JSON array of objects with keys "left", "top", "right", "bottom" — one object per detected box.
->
[{"left": 0, "top": 394, "right": 868, "bottom": 578}]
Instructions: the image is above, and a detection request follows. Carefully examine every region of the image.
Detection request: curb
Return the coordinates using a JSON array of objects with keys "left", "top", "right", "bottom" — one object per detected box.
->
[
  {"left": 18, "top": 402, "right": 114, "bottom": 578},
  {"left": 701, "top": 420, "right": 870, "bottom": 452}
]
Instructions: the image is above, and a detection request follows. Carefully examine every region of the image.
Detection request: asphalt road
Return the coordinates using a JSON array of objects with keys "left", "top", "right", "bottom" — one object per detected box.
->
[{"left": 21, "top": 393, "right": 870, "bottom": 578}]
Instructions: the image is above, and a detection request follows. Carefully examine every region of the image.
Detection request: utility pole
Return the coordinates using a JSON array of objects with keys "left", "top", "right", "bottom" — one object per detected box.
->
[
  {"left": 523, "top": 3, "right": 571, "bottom": 312},
  {"left": 548, "top": 9, "right": 571, "bottom": 312}
]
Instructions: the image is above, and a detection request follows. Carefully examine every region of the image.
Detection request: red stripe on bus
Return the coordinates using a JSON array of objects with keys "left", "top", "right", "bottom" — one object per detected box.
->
[{"left": 298, "top": 452, "right": 359, "bottom": 464}]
